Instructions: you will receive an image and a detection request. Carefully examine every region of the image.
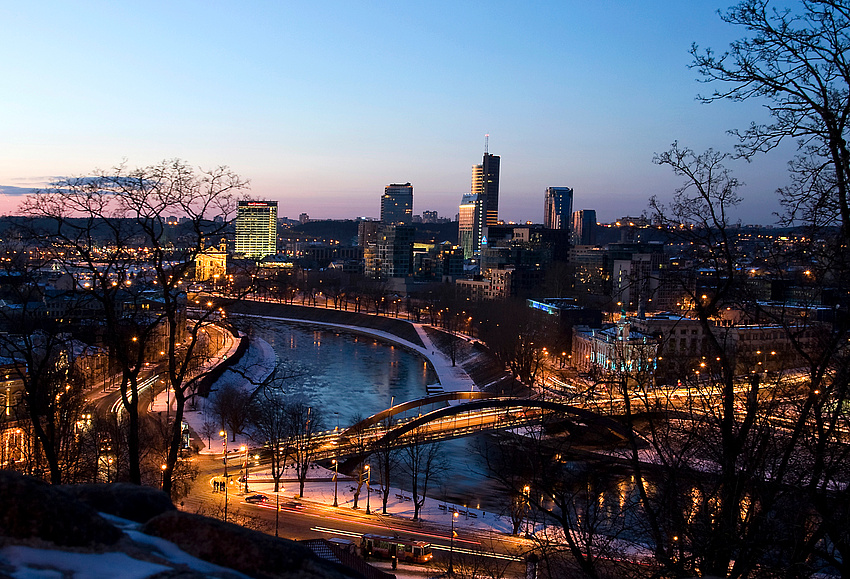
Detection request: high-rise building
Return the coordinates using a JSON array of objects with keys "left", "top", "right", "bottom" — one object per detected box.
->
[
  {"left": 473, "top": 153, "right": 500, "bottom": 228},
  {"left": 381, "top": 182, "right": 413, "bottom": 225},
  {"left": 357, "top": 220, "right": 380, "bottom": 249},
  {"left": 472, "top": 152, "right": 501, "bottom": 225},
  {"left": 365, "top": 224, "right": 415, "bottom": 279},
  {"left": 458, "top": 193, "right": 482, "bottom": 259},
  {"left": 235, "top": 201, "right": 278, "bottom": 259},
  {"left": 571, "top": 210, "right": 598, "bottom": 245},
  {"left": 459, "top": 146, "right": 500, "bottom": 259},
  {"left": 544, "top": 187, "right": 573, "bottom": 230}
]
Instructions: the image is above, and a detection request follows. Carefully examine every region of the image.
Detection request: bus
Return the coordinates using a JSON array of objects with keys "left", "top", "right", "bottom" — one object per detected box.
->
[{"left": 361, "top": 534, "right": 433, "bottom": 564}]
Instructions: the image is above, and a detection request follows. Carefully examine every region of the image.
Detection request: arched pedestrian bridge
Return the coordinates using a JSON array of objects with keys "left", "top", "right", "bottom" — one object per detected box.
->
[{"left": 310, "top": 392, "right": 630, "bottom": 460}]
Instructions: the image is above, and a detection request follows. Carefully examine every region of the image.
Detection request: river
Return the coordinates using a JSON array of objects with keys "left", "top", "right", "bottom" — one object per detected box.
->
[{"left": 253, "top": 319, "right": 505, "bottom": 512}]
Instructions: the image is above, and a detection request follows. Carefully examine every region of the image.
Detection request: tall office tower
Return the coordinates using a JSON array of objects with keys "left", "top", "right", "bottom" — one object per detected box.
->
[
  {"left": 571, "top": 209, "right": 598, "bottom": 245},
  {"left": 472, "top": 153, "right": 500, "bottom": 228},
  {"left": 460, "top": 144, "right": 500, "bottom": 258},
  {"left": 381, "top": 182, "right": 413, "bottom": 225},
  {"left": 458, "top": 193, "right": 483, "bottom": 259},
  {"left": 544, "top": 187, "right": 573, "bottom": 230},
  {"left": 235, "top": 201, "right": 278, "bottom": 259}
]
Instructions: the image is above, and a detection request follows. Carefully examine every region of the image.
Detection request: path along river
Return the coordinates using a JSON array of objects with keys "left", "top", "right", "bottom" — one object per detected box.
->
[{"left": 252, "top": 318, "right": 505, "bottom": 513}]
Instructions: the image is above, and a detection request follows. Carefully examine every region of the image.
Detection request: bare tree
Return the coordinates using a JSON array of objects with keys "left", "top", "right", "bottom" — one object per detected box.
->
[
  {"left": 21, "top": 159, "right": 248, "bottom": 491},
  {"left": 400, "top": 426, "right": 447, "bottom": 521},
  {"left": 248, "top": 363, "right": 306, "bottom": 494},
  {"left": 287, "top": 399, "right": 323, "bottom": 498},
  {"left": 638, "top": 142, "right": 850, "bottom": 577},
  {"left": 372, "top": 413, "right": 400, "bottom": 515},
  {"left": 210, "top": 383, "right": 252, "bottom": 442},
  {"left": 692, "top": 0, "right": 850, "bottom": 241}
]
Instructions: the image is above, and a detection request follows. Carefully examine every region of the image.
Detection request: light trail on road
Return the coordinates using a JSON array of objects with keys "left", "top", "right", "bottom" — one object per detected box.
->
[
  {"left": 309, "top": 526, "right": 521, "bottom": 562},
  {"left": 109, "top": 375, "right": 160, "bottom": 415}
]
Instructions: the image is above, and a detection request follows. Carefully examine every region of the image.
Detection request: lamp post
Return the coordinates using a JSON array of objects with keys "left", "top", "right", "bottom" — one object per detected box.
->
[
  {"left": 241, "top": 445, "right": 249, "bottom": 493},
  {"left": 332, "top": 459, "right": 339, "bottom": 507},
  {"left": 160, "top": 464, "right": 167, "bottom": 488},
  {"left": 219, "top": 430, "right": 227, "bottom": 477},
  {"left": 365, "top": 464, "right": 371, "bottom": 514},
  {"left": 523, "top": 485, "right": 531, "bottom": 537},
  {"left": 449, "top": 511, "right": 459, "bottom": 574}
]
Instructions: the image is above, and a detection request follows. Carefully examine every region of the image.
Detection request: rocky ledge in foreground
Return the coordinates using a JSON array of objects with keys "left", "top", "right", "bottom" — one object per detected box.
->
[{"left": 0, "top": 470, "right": 369, "bottom": 579}]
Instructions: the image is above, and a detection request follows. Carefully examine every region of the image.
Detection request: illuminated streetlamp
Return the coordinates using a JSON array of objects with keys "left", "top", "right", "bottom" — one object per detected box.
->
[
  {"left": 219, "top": 430, "right": 227, "bottom": 477},
  {"left": 241, "top": 445, "right": 249, "bottom": 493},
  {"left": 160, "top": 463, "right": 167, "bottom": 488},
  {"left": 449, "top": 511, "right": 459, "bottom": 574},
  {"left": 365, "top": 465, "right": 371, "bottom": 514},
  {"left": 523, "top": 485, "right": 531, "bottom": 537},
  {"left": 332, "top": 459, "right": 339, "bottom": 507}
]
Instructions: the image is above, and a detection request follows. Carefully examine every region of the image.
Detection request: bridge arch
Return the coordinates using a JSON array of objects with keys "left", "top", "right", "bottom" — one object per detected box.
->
[
  {"left": 370, "top": 397, "right": 631, "bottom": 448},
  {"left": 341, "top": 391, "right": 500, "bottom": 436}
]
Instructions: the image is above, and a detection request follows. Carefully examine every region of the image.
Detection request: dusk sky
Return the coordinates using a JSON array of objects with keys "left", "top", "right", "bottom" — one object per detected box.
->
[{"left": 2, "top": 1, "right": 794, "bottom": 224}]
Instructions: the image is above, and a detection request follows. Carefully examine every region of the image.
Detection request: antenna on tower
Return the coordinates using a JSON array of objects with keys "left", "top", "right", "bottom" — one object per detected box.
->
[{"left": 484, "top": 134, "right": 489, "bottom": 155}]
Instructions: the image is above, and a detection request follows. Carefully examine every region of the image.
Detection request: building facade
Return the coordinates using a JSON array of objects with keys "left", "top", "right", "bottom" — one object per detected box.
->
[
  {"left": 459, "top": 150, "right": 500, "bottom": 258},
  {"left": 571, "top": 209, "right": 597, "bottom": 245},
  {"left": 543, "top": 187, "right": 573, "bottom": 230},
  {"left": 572, "top": 317, "right": 659, "bottom": 376},
  {"left": 365, "top": 225, "right": 415, "bottom": 279},
  {"left": 381, "top": 183, "right": 413, "bottom": 225},
  {"left": 194, "top": 239, "right": 228, "bottom": 282},
  {"left": 235, "top": 201, "right": 278, "bottom": 259},
  {"left": 458, "top": 193, "right": 482, "bottom": 259},
  {"left": 478, "top": 153, "right": 500, "bottom": 228}
]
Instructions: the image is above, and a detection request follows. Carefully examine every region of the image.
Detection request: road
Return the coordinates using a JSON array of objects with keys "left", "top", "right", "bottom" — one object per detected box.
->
[
  {"left": 180, "top": 452, "right": 529, "bottom": 575},
  {"left": 86, "top": 322, "right": 234, "bottom": 419}
]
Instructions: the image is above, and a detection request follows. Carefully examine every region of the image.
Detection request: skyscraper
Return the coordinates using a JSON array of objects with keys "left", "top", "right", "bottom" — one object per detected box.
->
[
  {"left": 459, "top": 145, "right": 500, "bottom": 258},
  {"left": 544, "top": 187, "right": 573, "bottom": 230},
  {"left": 458, "top": 193, "right": 481, "bottom": 259},
  {"left": 235, "top": 200, "right": 278, "bottom": 259},
  {"left": 381, "top": 182, "right": 413, "bottom": 225},
  {"left": 571, "top": 209, "right": 598, "bottom": 245},
  {"left": 473, "top": 153, "right": 500, "bottom": 228}
]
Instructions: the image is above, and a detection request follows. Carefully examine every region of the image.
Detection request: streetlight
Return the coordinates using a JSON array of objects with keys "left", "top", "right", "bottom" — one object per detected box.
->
[
  {"left": 240, "top": 445, "right": 249, "bottom": 493},
  {"left": 332, "top": 459, "right": 339, "bottom": 507},
  {"left": 160, "top": 463, "right": 167, "bottom": 488},
  {"left": 219, "top": 430, "right": 227, "bottom": 477},
  {"left": 523, "top": 485, "right": 531, "bottom": 537},
  {"left": 449, "top": 511, "right": 459, "bottom": 574},
  {"left": 365, "top": 465, "right": 371, "bottom": 514}
]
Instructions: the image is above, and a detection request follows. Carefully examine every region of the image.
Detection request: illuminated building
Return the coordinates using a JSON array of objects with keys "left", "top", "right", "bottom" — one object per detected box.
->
[{"left": 235, "top": 201, "right": 278, "bottom": 259}]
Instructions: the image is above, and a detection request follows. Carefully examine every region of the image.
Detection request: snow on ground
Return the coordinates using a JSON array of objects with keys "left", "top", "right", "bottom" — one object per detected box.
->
[
  {"left": 215, "top": 462, "right": 517, "bottom": 537},
  {"left": 151, "top": 334, "right": 276, "bottom": 454},
  {"left": 1, "top": 546, "right": 171, "bottom": 579},
  {"left": 149, "top": 321, "right": 521, "bottom": 540},
  {"left": 0, "top": 513, "right": 251, "bottom": 579},
  {"left": 148, "top": 319, "right": 529, "bottom": 548}
]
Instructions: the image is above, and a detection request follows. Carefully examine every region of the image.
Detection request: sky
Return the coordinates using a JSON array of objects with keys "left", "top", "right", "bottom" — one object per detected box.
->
[{"left": 1, "top": 1, "right": 795, "bottom": 224}]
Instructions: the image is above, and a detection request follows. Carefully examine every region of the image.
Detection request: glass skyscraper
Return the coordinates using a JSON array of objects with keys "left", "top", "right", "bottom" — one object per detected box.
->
[
  {"left": 459, "top": 150, "right": 500, "bottom": 258},
  {"left": 544, "top": 187, "right": 573, "bottom": 230},
  {"left": 381, "top": 182, "right": 413, "bottom": 225}
]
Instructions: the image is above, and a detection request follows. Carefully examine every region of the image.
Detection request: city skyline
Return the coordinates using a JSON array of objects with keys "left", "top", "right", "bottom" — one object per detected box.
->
[{"left": 2, "top": 2, "right": 794, "bottom": 224}]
